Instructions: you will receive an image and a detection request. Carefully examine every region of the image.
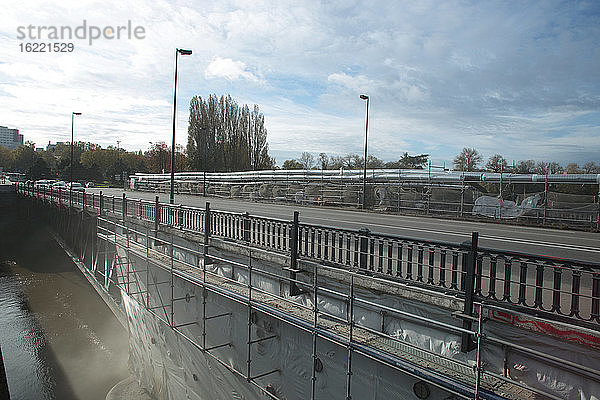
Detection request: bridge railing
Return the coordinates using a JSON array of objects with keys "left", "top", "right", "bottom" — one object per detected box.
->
[
  {"left": 476, "top": 248, "right": 600, "bottom": 324},
  {"left": 16, "top": 183, "right": 600, "bottom": 328}
]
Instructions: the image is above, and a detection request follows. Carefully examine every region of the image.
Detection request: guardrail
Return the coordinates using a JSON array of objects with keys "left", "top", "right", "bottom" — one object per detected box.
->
[{"left": 16, "top": 183, "right": 600, "bottom": 330}]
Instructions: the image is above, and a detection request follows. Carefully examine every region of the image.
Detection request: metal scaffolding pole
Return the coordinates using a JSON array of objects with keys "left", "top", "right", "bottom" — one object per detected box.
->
[
  {"left": 475, "top": 303, "right": 484, "bottom": 399},
  {"left": 170, "top": 233, "right": 175, "bottom": 327},
  {"left": 146, "top": 227, "right": 150, "bottom": 308},
  {"left": 345, "top": 275, "right": 355, "bottom": 400},
  {"left": 311, "top": 264, "right": 318, "bottom": 400},
  {"left": 246, "top": 248, "right": 253, "bottom": 381}
]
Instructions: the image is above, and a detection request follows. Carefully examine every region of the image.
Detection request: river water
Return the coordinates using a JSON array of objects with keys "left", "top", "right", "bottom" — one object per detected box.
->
[{"left": 0, "top": 206, "right": 129, "bottom": 400}]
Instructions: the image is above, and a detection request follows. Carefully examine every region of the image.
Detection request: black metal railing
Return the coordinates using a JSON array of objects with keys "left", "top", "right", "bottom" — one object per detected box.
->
[{"left": 16, "top": 183, "right": 600, "bottom": 328}]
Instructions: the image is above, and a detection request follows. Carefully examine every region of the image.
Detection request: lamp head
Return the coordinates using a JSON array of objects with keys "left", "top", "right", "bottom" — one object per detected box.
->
[
  {"left": 177, "top": 49, "right": 193, "bottom": 55},
  {"left": 359, "top": 94, "right": 369, "bottom": 100},
  {"left": 73, "top": 112, "right": 82, "bottom": 115}
]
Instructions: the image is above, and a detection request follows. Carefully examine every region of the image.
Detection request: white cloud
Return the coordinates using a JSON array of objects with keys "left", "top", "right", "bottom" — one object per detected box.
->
[{"left": 205, "top": 57, "right": 261, "bottom": 83}]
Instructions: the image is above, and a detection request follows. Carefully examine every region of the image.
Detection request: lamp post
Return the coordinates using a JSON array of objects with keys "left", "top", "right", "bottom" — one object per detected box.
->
[
  {"left": 360, "top": 94, "right": 369, "bottom": 209},
  {"left": 70, "top": 112, "right": 82, "bottom": 208},
  {"left": 170, "top": 48, "right": 192, "bottom": 204}
]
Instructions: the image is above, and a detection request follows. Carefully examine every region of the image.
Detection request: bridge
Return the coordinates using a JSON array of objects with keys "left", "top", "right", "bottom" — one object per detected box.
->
[{"left": 11, "top": 183, "right": 600, "bottom": 400}]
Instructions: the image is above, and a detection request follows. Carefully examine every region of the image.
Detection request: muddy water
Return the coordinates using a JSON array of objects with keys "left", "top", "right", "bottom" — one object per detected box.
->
[{"left": 0, "top": 207, "right": 129, "bottom": 400}]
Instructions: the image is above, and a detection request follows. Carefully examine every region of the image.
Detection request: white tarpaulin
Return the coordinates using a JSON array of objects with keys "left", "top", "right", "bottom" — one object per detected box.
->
[{"left": 472, "top": 194, "right": 540, "bottom": 218}]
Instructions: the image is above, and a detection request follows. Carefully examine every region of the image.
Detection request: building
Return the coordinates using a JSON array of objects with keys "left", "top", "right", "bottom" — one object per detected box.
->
[
  {"left": 0, "top": 126, "right": 23, "bottom": 149},
  {"left": 46, "top": 141, "right": 67, "bottom": 152}
]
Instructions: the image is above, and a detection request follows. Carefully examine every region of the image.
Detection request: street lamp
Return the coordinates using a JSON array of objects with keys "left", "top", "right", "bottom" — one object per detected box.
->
[
  {"left": 360, "top": 94, "right": 369, "bottom": 209},
  {"left": 70, "top": 112, "right": 82, "bottom": 208},
  {"left": 170, "top": 48, "right": 192, "bottom": 204}
]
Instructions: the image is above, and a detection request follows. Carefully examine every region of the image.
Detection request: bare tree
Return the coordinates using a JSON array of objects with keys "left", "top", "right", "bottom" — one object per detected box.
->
[
  {"left": 583, "top": 161, "right": 599, "bottom": 174},
  {"left": 299, "top": 152, "right": 314, "bottom": 169},
  {"left": 486, "top": 154, "right": 507, "bottom": 172},
  {"left": 536, "top": 161, "right": 564, "bottom": 174},
  {"left": 453, "top": 148, "right": 482, "bottom": 171},
  {"left": 514, "top": 160, "right": 536, "bottom": 174}
]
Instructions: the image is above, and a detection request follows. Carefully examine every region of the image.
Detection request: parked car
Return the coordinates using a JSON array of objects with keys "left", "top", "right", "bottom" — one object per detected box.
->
[
  {"left": 66, "top": 182, "right": 85, "bottom": 192},
  {"left": 85, "top": 182, "right": 95, "bottom": 188},
  {"left": 34, "top": 179, "right": 57, "bottom": 188},
  {"left": 51, "top": 181, "right": 68, "bottom": 189}
]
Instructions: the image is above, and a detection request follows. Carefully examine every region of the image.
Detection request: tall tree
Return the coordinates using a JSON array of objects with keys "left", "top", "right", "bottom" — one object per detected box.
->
[
  {"left": 187, "top": 94, "right": 273, "bottom": 171},
  {"left": 453, "top": 148, "right": 482, "bottom": 171},
  {"left": 318, "top": 153, "right": 328, "bottom": 170}
]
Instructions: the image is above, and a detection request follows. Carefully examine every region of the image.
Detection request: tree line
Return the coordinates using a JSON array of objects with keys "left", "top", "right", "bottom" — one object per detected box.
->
[
  {"left": 453, "top": 147, "right": 600, "bottom": 174},
  {"left": 0, "top": 141, "right": 186, "bottom": 182},
  {"left": 282, "top": 152, "right": 430, "bottom": 170}
]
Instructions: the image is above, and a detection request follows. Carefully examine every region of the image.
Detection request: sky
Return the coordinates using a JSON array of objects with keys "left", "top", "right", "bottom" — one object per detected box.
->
[{"left": 1, "top": 0, "right": 599, "bottom": 167}]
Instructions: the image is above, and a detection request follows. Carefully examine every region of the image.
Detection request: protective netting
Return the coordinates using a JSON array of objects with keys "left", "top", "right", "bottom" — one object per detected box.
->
[{"left": 472, "top": 194, "right": 541, "bottom": 219}]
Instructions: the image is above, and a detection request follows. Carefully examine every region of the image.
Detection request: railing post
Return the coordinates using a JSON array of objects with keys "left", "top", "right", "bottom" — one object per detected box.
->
[
  {"left": 122, "top": 193, "right": 127, "bottom": 221},
  {"left": 358, "top": 228, "right": 370, "bottom": 271},
  {"left": 154, "top": 196, "right": 160, "bottom": 232},
  {"left": 242, "top": 212, "right": 250, "bottom": 242},
  {"left": 461, "top": 231, "right": 479, "bottom": 353},
  {"left": 289, "top": 211, "right": 302, "bottom": 296},
  {"left": 99, "top": 191, "right": 104, "bottom": 216},
  {"left": 203, "top": 171, "right": 207, "bottom": 197},
  {"left": 203, "top": 202, "right": 211, "bottom": 266}
]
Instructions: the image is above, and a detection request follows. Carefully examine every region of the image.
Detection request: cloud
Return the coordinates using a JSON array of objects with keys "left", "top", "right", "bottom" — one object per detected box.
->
[
  {"left": 0, "top": 0, "right": 598, "bottom": 167},
  {"left": 205, "top": 57, "right": 261, "bottom": 83}
]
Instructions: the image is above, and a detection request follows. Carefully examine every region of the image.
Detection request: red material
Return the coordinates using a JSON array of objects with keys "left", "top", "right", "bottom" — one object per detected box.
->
[{"left": 491, "top": 310, "right": 600, "bottom": 349}]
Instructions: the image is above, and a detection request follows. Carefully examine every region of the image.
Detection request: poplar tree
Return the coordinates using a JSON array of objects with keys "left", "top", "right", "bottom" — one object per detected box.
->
[{"left": 187, "top": 94, "right": 274, "bottom": 171}]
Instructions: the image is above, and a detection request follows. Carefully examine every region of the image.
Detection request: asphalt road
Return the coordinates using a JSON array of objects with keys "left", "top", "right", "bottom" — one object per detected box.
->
[{"left": 88, "top": 188, "right": 599, "bottom": 263}]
